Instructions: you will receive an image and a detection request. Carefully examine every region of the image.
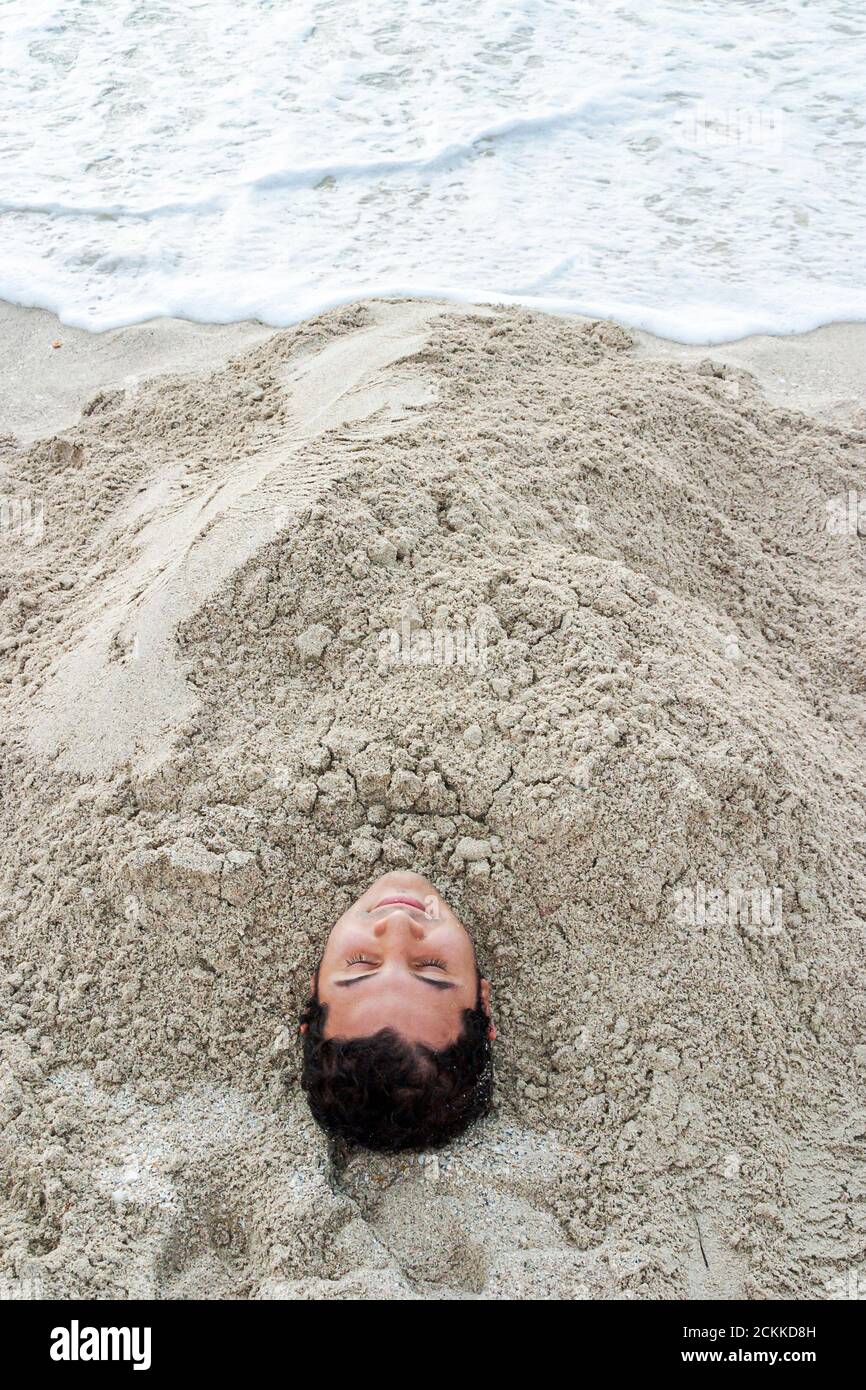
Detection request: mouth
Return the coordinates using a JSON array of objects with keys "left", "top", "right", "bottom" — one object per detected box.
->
[{"left": 373, "top": 894, "right": 427, "bottom": 912}]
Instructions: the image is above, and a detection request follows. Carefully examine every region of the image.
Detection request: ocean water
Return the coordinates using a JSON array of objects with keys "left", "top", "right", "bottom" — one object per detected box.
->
[{"left": 1, "top": 0, "right": 864, "bottom": 341}]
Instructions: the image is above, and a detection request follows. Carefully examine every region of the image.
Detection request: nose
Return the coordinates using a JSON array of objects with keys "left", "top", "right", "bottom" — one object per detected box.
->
[{"left": 372, "top": 909, "right": 426, "bottom": 940}]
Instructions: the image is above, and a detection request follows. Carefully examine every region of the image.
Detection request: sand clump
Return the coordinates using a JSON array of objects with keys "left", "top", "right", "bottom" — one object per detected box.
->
[{"left": 1, "top": 299, "right": 865, "bottom": 1300}]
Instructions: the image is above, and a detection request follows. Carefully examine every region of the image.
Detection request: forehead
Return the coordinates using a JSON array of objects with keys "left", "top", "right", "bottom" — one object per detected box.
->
[
  {"left": 320, "top": 973, "right": 477, "bottom": 1046},
  {"left": 330, "top": 974, "right": 462, "bottom": 1015}
]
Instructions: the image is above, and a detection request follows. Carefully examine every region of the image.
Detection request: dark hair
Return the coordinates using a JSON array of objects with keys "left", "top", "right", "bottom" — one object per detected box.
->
[{"left": 298, "top": 969, "right": 493, "bottom": 1152}]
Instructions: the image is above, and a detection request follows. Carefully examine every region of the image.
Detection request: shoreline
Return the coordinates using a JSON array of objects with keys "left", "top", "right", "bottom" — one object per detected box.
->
[{"left": 2, "top": 295, "right": 865, "bottom": 445}]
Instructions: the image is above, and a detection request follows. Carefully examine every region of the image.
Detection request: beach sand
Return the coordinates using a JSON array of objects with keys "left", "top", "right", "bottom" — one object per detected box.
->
[{"left": 1, "top": 297, "right": 864, "bottom": 1300}]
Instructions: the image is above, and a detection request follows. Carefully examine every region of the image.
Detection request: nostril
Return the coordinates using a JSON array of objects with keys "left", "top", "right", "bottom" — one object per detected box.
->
[{"left": 377, "top": 907, "right": 427, "bottom": 937}]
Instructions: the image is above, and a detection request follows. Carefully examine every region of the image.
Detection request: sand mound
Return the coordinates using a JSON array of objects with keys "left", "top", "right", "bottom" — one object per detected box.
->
[{"left": 1, "top": 300, "right": 864, "bottom": 1300}]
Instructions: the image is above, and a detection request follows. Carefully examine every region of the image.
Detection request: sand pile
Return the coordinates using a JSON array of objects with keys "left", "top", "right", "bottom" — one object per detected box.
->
[{"left": 1, "top": 299, "right": 864, "bottom": 1300}]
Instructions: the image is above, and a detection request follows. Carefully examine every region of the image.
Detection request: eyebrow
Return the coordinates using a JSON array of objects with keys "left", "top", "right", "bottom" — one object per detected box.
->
[{"left": 335, "top": 974, "right": 456, "bottom": 992}]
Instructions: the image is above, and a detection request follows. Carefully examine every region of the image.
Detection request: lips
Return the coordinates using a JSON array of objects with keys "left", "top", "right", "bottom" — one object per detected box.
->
[{"left": 374, "top": 894, "right": 427, "bottom": 912}]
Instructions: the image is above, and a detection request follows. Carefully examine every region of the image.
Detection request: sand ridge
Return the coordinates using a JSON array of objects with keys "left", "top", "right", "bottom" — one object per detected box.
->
[
  {"left": 24, "top": 300, "right": 442, "bottom": 776},
  {"left": 1, "top": 300, "right": 865, "bottom": 1299}
]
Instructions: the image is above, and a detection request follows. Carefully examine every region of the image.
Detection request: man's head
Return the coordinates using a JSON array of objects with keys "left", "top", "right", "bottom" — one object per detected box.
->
[{"left": 299, "top": 870, "right": 495, "bottom": 1152}]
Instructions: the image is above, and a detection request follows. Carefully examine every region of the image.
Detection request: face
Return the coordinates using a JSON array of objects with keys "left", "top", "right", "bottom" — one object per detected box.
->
[{"left": 309, "top": 871, "right": 495, "bottom": 1050}]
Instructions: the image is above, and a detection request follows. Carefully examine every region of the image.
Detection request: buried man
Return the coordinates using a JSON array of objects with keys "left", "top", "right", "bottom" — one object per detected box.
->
[{"left": 299, "top": 871, "right": 496, "bottom": 1152}]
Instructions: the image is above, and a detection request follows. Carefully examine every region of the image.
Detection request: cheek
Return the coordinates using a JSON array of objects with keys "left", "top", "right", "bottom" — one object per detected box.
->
[{"left": 321, "top": 920, "right": 361, "bottom": 965}]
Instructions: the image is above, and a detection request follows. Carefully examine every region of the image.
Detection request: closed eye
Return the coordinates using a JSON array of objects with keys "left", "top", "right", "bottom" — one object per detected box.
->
[{"left": 335, "top": 974, "right": 456, "bottom": 991}]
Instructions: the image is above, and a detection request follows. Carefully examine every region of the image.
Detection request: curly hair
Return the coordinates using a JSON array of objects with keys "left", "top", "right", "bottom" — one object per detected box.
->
[{"left": 298, "top": 970, "right": 493, "bottom": 1152}]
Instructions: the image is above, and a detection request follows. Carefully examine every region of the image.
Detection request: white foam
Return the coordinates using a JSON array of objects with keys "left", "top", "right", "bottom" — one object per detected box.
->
[{"left": 1, "top": 0, "right": 864, "bottom": 341}]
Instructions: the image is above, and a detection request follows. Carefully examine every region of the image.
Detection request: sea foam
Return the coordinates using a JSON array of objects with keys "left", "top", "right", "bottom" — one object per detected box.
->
[{"left": 1, "top": 0, "right": 864, "bottom": 341}]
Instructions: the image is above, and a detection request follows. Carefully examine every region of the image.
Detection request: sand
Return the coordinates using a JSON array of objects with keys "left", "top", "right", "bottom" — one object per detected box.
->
[{"left": 1, "top": 297, "right": 865, "bottom": 1301}]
